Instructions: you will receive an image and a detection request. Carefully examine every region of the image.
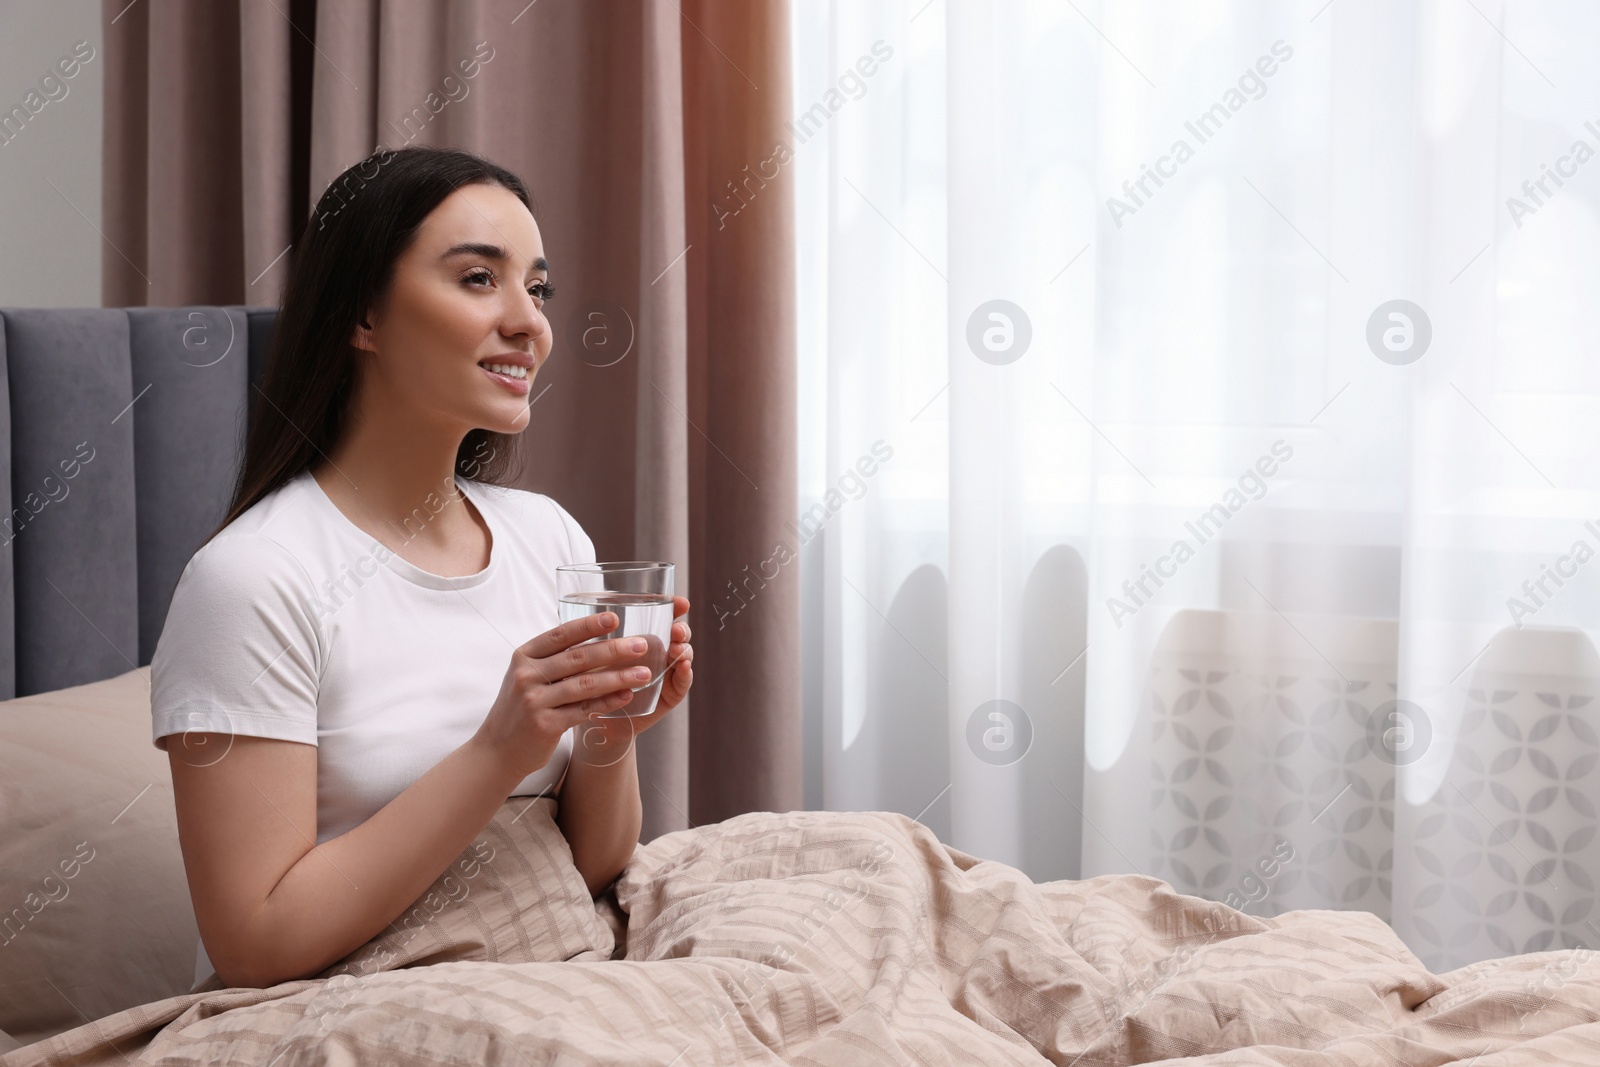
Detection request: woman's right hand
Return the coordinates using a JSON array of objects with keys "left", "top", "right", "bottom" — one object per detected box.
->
[{"left": 473, "top": 611, "right": 651, "bottom": 780}]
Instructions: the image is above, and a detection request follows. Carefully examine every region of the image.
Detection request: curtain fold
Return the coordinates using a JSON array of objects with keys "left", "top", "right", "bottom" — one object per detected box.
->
[
  {"left": 100, "top": 0, "right": 147, "bottom": 308},
  {"left": 633, "top": 0, "right": 693, "bottom": 833},
  {"left": 681, "top": 0, "right": 802, "bottom": 826},
  {"left": 102, "top": 0, "right": 799, "bottom": 838}
]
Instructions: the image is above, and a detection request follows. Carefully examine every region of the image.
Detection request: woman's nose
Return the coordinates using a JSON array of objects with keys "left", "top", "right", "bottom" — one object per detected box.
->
[{"left": 502, "top": 291, "right": 546, "bottom": 342}]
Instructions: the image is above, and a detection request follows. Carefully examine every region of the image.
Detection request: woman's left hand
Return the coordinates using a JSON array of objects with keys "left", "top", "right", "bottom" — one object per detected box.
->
[
  {"left": 653, "top": 595, "right": 694, "bottom": 716},
  {"left": 574, "top": 596, "right": 692, "bottom": 761}
]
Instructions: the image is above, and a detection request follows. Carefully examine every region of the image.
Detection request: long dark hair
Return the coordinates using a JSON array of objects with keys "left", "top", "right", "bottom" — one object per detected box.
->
[{"left": 208, "top": 146, "right": 535, "bottom": 543}]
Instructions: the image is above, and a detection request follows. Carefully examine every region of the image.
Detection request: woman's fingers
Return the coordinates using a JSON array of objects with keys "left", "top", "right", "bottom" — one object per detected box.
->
[
  {"left": 518, "top": 610, "right": 618, "bottom": 662},
  {"left": 547, "top": 663, "right": 650, "bottom": 709},
  {"left": 546, "top": 634, "right": 650, "bottom": 683},
  {"left": 553, "top": 686, "right": 635, "bottom": 721},
  {"left": 554, "top": 640, "right": 689, "bottom": 721},
  {"left": 652, "top": 649, "right": 694, "bottom": 715},
  {"left": 661, "top": 669, "right": 691, "bottom": 713}
]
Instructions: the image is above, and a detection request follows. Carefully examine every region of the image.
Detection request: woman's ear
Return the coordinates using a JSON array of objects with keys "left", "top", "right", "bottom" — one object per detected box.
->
[{"left": 349, "top": 310, "right": 378, "bottom": 354}]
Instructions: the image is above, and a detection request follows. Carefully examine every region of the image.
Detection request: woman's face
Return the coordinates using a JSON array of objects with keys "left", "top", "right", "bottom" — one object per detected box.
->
[{"left": 353, "top": 182, "right": 553, "bottom": 437}]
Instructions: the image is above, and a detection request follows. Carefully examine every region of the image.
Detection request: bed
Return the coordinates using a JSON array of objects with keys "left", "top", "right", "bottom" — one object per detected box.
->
[{"left": 3, "top": 307, "right": 1600, "bottom": 1064}]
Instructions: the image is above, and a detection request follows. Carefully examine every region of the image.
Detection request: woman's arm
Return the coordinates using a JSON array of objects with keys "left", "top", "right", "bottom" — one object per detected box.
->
[
  {"left": 556, "top": 735, "right": 643, "bottom": 895},
  {"left": 554, "top": 598, "right": 694, "bottom": 895},
  {"left": 169, "top": 730, "right": 526, "bottom": 990}
]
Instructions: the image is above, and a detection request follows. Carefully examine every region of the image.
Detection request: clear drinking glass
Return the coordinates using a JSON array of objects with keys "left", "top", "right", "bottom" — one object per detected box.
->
[{"left": 556, "top": 561, "right": 675, "bottom": 718}]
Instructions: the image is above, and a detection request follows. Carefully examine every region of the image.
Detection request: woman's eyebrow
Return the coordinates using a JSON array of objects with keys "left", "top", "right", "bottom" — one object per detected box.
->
[{"left": 440, "top": 243, "right": 550, "bottom": 275}]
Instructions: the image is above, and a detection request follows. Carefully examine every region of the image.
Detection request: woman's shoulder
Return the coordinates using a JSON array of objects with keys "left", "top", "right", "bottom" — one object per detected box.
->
[
  {"left": 174, "top": 529, "right": 318, "bottom": 614},
  {"left": 179, "top": 476, "right": 324, "bottom": 596}
]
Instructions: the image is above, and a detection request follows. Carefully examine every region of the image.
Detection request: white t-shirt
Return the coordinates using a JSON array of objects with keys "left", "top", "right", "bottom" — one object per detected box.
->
[{"left": 150, "top": 468, "right": 591, "bottom": 985}]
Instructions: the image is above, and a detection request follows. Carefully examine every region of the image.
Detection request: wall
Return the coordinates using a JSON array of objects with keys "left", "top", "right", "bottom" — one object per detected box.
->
[{"left": 0, "top": 0, "right": 103, "bottom": 307}]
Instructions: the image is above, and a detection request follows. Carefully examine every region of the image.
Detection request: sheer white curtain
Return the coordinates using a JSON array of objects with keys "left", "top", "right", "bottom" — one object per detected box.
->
[{"left": 794, "top": 0, "right": 1600, "bottom": 971}]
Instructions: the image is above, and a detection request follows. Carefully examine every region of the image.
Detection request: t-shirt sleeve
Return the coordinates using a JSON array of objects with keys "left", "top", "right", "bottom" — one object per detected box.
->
[
  {"left": 150, "top": 532, "right": 323, "bottom": 751},
  {"left": 544, "top": 496, "right": 597, "bottom": 565}
]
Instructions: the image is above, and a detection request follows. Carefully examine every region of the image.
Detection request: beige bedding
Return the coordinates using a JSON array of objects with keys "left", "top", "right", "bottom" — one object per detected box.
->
[{"left": 7, "top": 797, "right": 1600, "bottom": 1065}]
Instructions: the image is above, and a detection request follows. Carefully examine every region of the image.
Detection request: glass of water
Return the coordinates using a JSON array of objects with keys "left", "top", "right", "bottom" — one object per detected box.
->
[{"left": 556, "top": 561, "right": 675, "bottom": 718}]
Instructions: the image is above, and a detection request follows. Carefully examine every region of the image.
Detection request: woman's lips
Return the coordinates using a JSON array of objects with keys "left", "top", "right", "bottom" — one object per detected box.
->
[{"left": 480, "top": 364, "right": 531, "bottom": 394}]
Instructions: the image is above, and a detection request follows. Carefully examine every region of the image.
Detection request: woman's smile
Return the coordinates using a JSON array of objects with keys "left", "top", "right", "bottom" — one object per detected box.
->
[
  {"left": 480, "top": 364, "right": 531, "bottom": 393},
  {"left": 478, "top": 352, "right": 534, "bottom": 394}
]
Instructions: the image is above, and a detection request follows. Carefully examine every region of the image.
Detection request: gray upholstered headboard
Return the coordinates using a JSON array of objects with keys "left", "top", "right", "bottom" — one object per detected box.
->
[{"left": 0, "top": 307, "right": 276, "bottom": 700}]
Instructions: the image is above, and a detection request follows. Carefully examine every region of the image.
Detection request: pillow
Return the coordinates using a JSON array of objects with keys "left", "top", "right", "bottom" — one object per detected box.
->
[
  {"left": 12, "top": 795, "right": 621, "bottom": 1067},
  {"left": 0, "top": 668, "right": 199, "bottom": 1047}
]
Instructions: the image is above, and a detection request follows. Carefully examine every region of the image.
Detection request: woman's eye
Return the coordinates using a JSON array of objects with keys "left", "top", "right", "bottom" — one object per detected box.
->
[
  {"left": 464, "top": 269, "right": 494, "bottom": 287},
  {"left": 528, "top": 281, "right": 555, "bottom": 302}
]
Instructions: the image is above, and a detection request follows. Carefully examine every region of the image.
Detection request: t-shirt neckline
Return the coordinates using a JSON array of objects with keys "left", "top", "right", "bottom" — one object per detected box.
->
[{"left": 299, "top": 469, "right": 500, "bottom": 590}]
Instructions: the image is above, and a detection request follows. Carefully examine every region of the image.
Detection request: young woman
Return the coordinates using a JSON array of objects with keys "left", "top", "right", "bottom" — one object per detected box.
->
[{"left": 149, "top": 146, "right": 693, "bottom": 990}]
